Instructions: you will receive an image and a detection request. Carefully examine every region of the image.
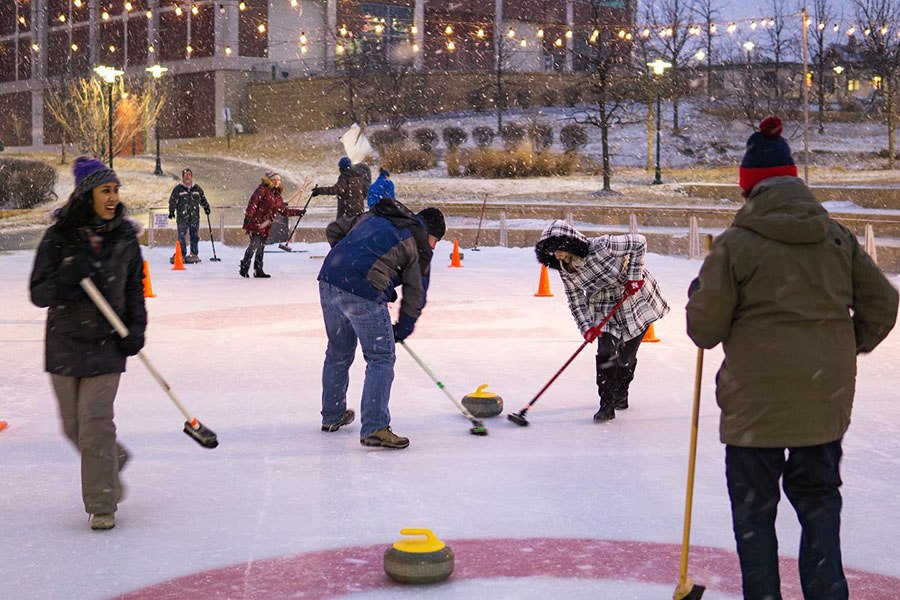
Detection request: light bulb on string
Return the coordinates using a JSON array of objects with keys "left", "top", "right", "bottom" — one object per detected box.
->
[
  {"left": 625, "top": 32, "right": 632, "bottom": 40},
  {"left": 336, "top": 44, "right": 344, "bottom": 55},
  {"left": 847, "top": 26, "right": 855, "bottom": 36},
  {"left": 258, "top": 23, "right": 266, "bottom": 34},
  {"left": 445, "top": 25, "right": 453, "bottom": 35},
  {"left": 374, "top": 23, "right": 383, "bottom": 34},
  {"left": 446, "top": 40, "right": 455, "bottom": 51},
  {"left": 537, "top": 28, "right": 544, "bottom": 38},
  {"left": 300, "top": 44, "right": 308, "bottom": 54},
  {"left": 192, "top": 5, "right": 199, "bottom": 16},
  {"left": 833, "top": 24, "right": 839, "bottom": 32},
  {"left": 300, "top": 32, "right": 307, "bottom": 44},
  {"left": 339, "top": 25, "right": 348, "bottom": 37},
  {"left": 239, "top": 2, "right": 246, "bottom": 11},
  {"left": 554, "top": 37, "right": 563, "bottom": 47},
  {"left": 74, "top": 0, "right": 82, "bottom": 6},
  {"left": 125, "top": 2, "right": 133, "bottom": 10},
  {"left": 565, "top": 30, "right": 572, "bottom": 39},
  {"left": 750, "top": 21, "right": 757, "bottom": 30},
  {"left": 410, "top": 25, "right": 418, "bottom": 35},
  {"left": 32, "top": 43, "right": 39, "bottom": 52},
  {"left": 71, "top": 43, "right": 78, "bottom": 51},
  {"left": 641, "top": 28, "right": 650, "bottom": 38},
  {"left": 225, "top": 46, "right": 232, "bottom": 56},
  {"left": 507, "top": 27, "right": 515, "bottom": 39},
  {"left": 476, "top": 28, "right": 485, "bottom": 39},
  {"left": 727, "top": 23, "right": 737, "bottom": 34},
  {"left": 291, "top": 0, "right": 298, "bottom": 6},
  {"left": 818, "top": 22, "right": 825, "bottom": 30},
  {"left": 520, "top": 38, "right": 527, "bottom": 47},
  {"left": 710, "top": 24, "right": 717, "bottom": 34},
  {"left": 146, "top": 10, "right": 152, "bottom": 19},
  {"left": 618, "top": 29, "right": 626, "bottom": 39},
  {"left": 102, "top": 11, "right": 110, "bottom": 20},
  {"left": 186, "top": 44, "right": 193, "bottom": 54},
  {"left": 881, "top": 26, "right": 888, "bottom": 35},
  {"left": 412, "top": 43, "right": 419, "bottom": 52},
  {"left": 174, "top": 7, "right": 182, "bottom": 17}
]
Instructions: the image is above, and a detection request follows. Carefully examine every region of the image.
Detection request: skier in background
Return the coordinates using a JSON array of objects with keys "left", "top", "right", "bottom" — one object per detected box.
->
[
  {"left": 535, "top": 220, "right": 669, "bottom": 422},
  {"left": 687, "top": 116, "right": 899, "bottom": 599},
  {"left": 167, "top": 168, "right": 210, "bottom": 264},
  {"left": 30, "top": 157, "right": 147, "bottom": 531}
]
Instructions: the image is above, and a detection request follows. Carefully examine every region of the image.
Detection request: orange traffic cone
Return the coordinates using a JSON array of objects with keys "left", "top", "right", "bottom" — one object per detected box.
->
[
  {"left": 171, "top": 242, "right": 186, "bottom": 271},
  {"left": 0, "top": 421, "right": 8, "bottom": 432},
  {"left": 642, "top": 322, "right": 661, "bottom": 343},
  {"left": 534, "top": 265, "right": 553, "bottom": 297},
  {"left": 449, "top": 239, "right": 463, "bottom": 268},
  {"left": 142, "top": 260, "right": 156, "bottom": 297}
]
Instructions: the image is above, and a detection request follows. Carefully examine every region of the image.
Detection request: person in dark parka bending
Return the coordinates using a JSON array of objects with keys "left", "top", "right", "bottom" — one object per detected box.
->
[{"left": 30, "top": 156, "right": 147, "bottom": 531}]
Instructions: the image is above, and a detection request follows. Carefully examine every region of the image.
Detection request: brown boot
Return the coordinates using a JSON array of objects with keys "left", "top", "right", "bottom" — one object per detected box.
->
[{"left": 361, "top": 427, "right": 409, "bottom": 449}]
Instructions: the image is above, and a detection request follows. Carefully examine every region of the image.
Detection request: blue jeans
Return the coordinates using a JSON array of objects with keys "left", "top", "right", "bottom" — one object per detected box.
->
[
  {"left": 319, "top": 281, "right": 395, "bottom": 438},
  {"left": 726, "top": 440, "right": 847, "bottom": 600},
  {"left": 177, "top": 220, "right": 200, "bottom": 255}
]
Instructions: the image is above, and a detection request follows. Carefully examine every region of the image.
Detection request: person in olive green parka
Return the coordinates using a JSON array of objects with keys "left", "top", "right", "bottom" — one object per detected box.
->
[{"left": 686, "top": 116, "right": 898, "bottom": 600}]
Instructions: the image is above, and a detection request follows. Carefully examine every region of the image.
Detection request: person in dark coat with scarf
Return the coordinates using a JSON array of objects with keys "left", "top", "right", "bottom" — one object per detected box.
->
[
  {"left": 687, "top": 116, "right": 898, "bottom": 600},
  {"left": 310, "top": 156, "right": 369, "bottom": 218},
  {"left": 29, "top": 156, "right": 147, "bottom": 531},
  {"left": 317, "top": 198, "right": 445, "bottom": 449},
  {"left": 535, "top": 220, "right": 669, "bottom": 421},
  {"left": 241, "top": 171, "right": 305, "bottom": 278}
]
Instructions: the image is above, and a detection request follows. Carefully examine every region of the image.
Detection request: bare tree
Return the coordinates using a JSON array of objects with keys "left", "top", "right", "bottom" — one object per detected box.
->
[
  {"left": 332, "top": 38, "right": 367, "bottom": 125},
  {"left": 570, "top": 9, "right": 637, "bottom": 191},
  {"left": 644, "top": 0, "right": 700, "bottom": 130},
  {"left": 810, "top": 0, "right": 838, "bottom": 133},
  {"left": 693, "top": 0, "right": 722, "bottom": 97},
  {"left": 853, "top": 0, "right": 900, "bottom": 168},
  {"left": 360, "top": 66, "right": 441, "bottom": 131},
  {"left": 44, "top": 77, "right": 163, "bottom": 163},
  {"left": 763, "top": 0, "right": 795, "bottom": 100}
]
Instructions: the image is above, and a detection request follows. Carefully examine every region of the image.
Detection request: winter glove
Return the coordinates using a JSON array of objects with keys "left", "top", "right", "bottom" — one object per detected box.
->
[
  {"left": 393, "top": 313, "right": 417, "bottom": 342},
  {"left": 117, "top": 329, "right": 145, "bottom": 357},
  {"left": 310, "top": 186, "right": 321, "bottom": 197},
  {"left": 58, "top": 253, "right": 95, "bottom": 287},
  {"left": 583, "top": 325, "right": 604, "bottom": 343},
  {"left": 168, "top": 212, "right": 175, "bottom": 219},
  {"left": 624, "top": 279, "right": 644, "bottom": 297},
  {"left": 203, "top": 205, "right": 211, "bottom": 215}
]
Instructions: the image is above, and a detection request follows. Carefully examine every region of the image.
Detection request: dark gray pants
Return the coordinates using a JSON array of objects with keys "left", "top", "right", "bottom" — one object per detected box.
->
[
  {"left": 51, "top": 373, "right": 128, "bottom": 515},
  {"left": 242, "top": 233, "right": 267, "bottom": 271}
]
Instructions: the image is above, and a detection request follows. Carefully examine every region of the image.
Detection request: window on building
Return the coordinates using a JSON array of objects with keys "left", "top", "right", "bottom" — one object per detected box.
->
[
  {"left": 191, "top": 5, "right": 215, "bottom": 59},
  {"left": 0, "top": 2, "right": 15, "bottom": 37},
  {"left": 848, "top": 79, "right": 860, "bottom": 92},
  {"left": 159, "top": 8, "right": 188, "bottom": 61},
  {"left": 361, "top": 3, "right": 414, "bottom": 71},
  {"left": 239, "top": 0, "right": 267, "bottom": 58}
]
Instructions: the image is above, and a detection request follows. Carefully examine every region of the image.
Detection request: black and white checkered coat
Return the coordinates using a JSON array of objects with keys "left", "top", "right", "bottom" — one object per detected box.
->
[{"left": 538, "top": 220, "right": 669, "bottom": 341}]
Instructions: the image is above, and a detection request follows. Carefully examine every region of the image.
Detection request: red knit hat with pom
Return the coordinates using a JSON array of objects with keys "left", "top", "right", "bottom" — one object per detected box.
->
[{"left": 739, "top": 116, "right": 798, "bottom": 193}]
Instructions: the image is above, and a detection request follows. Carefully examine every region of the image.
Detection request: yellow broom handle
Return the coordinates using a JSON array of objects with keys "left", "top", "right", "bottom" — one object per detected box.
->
[{"left": 679, "top": 346, "right": 704, "bottom": 584}]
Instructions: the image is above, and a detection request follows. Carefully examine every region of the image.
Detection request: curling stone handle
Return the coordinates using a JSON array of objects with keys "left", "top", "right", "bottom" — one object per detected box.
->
[
  {"left": 399, "top": 528, "right": 438, "bottom": 543},
  {"left": 476, "top": 384, "right": 489, "bottom": 394}
]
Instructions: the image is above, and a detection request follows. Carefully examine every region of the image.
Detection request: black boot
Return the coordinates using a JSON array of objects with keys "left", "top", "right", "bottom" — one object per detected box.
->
[
  {"left": 239, "top": 260, "right": 250, "bottom": 278},
  {"left": 613, "top": 358, "right": 637, "bottom": 410},
  {"left": 254, "top": 268, "right": 271, "bottom": 278},
  {"left": 593, "top": 366, "right": 616, "bottom": 422}
]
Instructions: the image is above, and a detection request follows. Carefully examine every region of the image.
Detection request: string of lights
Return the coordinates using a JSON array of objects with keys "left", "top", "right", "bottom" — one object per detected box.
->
[{"left": 6, "top": 1, "right": 900, "bottom": 59}]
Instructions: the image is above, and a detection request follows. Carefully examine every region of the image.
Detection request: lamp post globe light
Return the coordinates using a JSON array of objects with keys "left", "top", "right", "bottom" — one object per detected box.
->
[
  {"left": 93, "top": 65, "right": 125, "bottom": 169},
  {"left": 743, "top": 40, "right": 755, "bottom": 64},
  {"left": 146, "top": 64, "right": 168, "bottom": 176},
  {"left": 647, "top": 59, "right": 672, "bottom": 185}
]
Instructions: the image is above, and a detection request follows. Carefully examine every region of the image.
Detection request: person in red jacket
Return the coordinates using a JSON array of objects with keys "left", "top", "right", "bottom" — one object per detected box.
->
[{"left": 240, "top": 172, "right": 305, "bottom": 278}]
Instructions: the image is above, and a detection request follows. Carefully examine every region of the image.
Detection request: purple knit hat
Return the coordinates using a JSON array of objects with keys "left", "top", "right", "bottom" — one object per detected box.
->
[{"left": 71, "top": 156, "right": 119, "bottom": 200}]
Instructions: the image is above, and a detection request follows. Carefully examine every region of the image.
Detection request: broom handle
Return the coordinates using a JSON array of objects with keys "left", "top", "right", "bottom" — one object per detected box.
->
[
  {"left": 678, "top": 346, "right": 704, "bottom": 585},
  {"left": 79, "top": 277, "right": 197, "bottom": 424},
  {"left": 473, "top": 194, "right": 488, "bottom": 247},
  {"left": 398, "top": 340, "right": 479, "bottom": 422}
]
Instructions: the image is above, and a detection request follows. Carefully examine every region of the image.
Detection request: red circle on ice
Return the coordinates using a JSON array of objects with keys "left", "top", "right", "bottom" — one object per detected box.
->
[{"left": 117, "top": 538, "right": 900, "bottom": 599}]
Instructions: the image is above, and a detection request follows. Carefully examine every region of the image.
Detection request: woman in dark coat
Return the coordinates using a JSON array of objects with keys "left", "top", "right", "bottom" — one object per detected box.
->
[
  {"left": 241, "top": 171, "right": 305, "bottom": 278},
  {"left": 29, "top": 157, "right": 147, "bottom": 531},
  {"left": 535, "top": 220, "right": 669, "bottom": 421}
]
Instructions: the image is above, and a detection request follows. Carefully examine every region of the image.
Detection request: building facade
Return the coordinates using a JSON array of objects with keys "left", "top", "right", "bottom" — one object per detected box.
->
[{"left": 0, "top": 0, "right": 634, "bottom": 148}]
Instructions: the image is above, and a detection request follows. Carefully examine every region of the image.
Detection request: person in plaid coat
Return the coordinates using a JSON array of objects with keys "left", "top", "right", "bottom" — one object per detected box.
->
[{"left": 535, "top": 220, "right": 669, "bottom": 421}]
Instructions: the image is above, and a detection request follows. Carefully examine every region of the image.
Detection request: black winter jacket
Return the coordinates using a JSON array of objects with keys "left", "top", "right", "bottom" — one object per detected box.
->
[
  {"left": 316, "top": 168, "right": 368, "bottom": 218},
  {"left": 168, "top": 184, "right": 210, "bottom": 223},
  {"left": 30, "top": 210, "right": 147, "bottom": 377}
]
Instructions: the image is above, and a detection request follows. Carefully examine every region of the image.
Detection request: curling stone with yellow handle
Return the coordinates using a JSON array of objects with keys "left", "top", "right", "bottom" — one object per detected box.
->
[
  {"left": 461, "top": 384, "right": 503, "bottom": 418},
  {"left": 383, "top": 528, "right": 454, "bottom": 584}
]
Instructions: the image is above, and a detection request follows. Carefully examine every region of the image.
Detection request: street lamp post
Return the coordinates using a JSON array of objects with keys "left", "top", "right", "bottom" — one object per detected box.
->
[
  {"left": 833, "top": 65, "right": 844, "bottom": 99},
  {"left": 647, "top": 59, "right": 672, "bottom": 185},
  {"left": 146, "top": 64, "right": 168, "bottom": 175},
  {"left": 743, "top": 40, "right": 755, "bottom": 66},
  {"left": 93, "top": 66, "right": 124, "bottom": 169}
]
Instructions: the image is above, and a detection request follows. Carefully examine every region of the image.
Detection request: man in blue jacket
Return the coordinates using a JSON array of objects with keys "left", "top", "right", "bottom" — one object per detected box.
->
[{"left": 318, "top": 198, "right": 445, "bottom": 449}]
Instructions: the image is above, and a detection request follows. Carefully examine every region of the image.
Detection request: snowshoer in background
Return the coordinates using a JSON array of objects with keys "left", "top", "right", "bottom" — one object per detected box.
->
[
  {"left": 310, "top": 156, "right": 369, "bottom": 218},
  {"left": 686, "top": 116, "right": 899, "bottom": 600},
  {"left": 366, "top": 168, "right": 395, "bottom": 208},
  {"left": 535, "top": 220, "right": 669, "bottom": 422},
  {"left": 29, "top": 156, "right": 147, "bottom": 531},
  {"left": 167, "top": 168, "right": 210, "bottom": 264},
  {"left": 317, "top": 199, "right": 446, "bottom": 449},
  {"left": 240, "top": 171, "right": 305, "bottom": 278}
]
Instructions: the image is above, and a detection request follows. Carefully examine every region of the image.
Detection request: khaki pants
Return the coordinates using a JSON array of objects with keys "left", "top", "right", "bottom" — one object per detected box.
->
[{"left": 51, "top": 373, "right": 129, "bottom": 515}]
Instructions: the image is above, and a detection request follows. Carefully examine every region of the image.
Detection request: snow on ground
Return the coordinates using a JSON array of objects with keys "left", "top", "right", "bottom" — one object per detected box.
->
[{"left": 1, "top": 240, "right": 899, "bottom": 599}]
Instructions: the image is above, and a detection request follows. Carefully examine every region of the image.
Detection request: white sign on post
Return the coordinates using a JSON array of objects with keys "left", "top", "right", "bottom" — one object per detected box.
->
[
  {"left": 153, "top": 213, "right": 170, "bottom": 229},
  {"left": 222, "top": 107, "right": 231, "bottom": 122}
]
